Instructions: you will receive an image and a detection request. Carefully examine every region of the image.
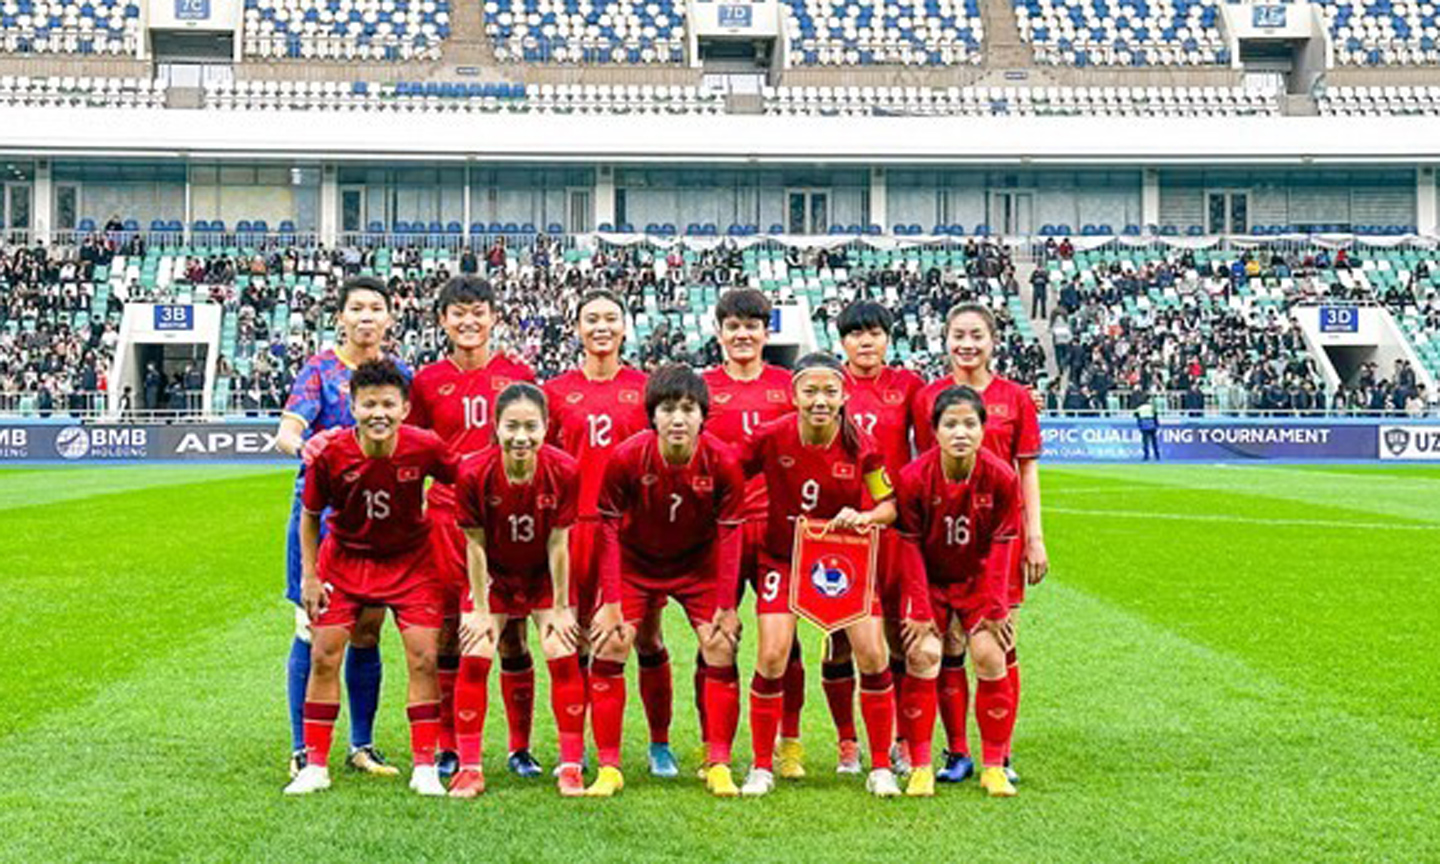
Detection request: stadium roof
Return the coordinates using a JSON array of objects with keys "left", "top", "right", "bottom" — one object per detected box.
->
[{"left": 3, "top": 109, "right": 1439, "bottom": 165}]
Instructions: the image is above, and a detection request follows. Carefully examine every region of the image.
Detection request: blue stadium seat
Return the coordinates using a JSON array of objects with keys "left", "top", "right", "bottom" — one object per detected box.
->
[{"left": 546, "top": 222, "right": 564, "bottom": 235}]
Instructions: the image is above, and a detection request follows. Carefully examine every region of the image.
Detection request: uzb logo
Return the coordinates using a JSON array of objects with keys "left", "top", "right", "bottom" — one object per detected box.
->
[
  {"left": 810, "top": 556, "right": 852, "bottom": 599},
  {"left": 1383, "top": 427, "right": 1410, "bottom": 458}
]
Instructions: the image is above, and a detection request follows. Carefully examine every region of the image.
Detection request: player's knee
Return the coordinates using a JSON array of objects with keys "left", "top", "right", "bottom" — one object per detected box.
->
[
  {"left": 594, "top": 632, "right": 631, "bottom": 664},
  {"left": 310, "top": 642, "right": 344, "bottom": 676},
  {"left": 406, "top": 642, "right": 439, "bottom": 678},
  {"left": 906, "top": 635, "right": 943, "bottom": 678},
  {"left": 970, "top": 639, "right": 1005, "bottom": 680},
  {"left": 755, "top": 641, "right": 790, "bottom": 678},
  {"left": 700, "top": 641, "right": 735, "bottom": 669},
  {"left": 849, "top": 636, "right": 889, "bottom": 675}
]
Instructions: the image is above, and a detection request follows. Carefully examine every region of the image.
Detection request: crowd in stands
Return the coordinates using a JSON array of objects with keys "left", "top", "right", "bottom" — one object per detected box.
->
[{"left": 1041, "top": 244, "right": 1438, "bottom": 415}]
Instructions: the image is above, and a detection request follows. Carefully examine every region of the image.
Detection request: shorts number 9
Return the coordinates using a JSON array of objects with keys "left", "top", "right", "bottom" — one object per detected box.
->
[{"left": 761, "top": 570, "right": 782, "bottom": 603}]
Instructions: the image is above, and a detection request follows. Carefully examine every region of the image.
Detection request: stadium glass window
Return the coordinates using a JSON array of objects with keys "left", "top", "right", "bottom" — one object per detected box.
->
[{"left": 55, "top": 185, "right": 78, "bottom": 232}]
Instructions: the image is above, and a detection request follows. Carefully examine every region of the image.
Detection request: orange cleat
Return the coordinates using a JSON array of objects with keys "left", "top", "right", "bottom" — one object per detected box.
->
[
  {"left": 448, "top": 767, "right": 486, "bottom": 798},
  {"left": 557, "top": 763, "right": 586, "bottom": 797}
]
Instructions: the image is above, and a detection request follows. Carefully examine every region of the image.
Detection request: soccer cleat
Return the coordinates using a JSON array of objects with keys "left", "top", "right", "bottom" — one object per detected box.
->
[
  {"left": 905, "top": 766, "right": 936, "bottom": 798},
  {"left": 648, "top": 743, "right": 680, "bottom": 778},
  {"left": 448, "top": 768, "right": 486, "bottom": 799},
  {"left": 584, "top": 766, "right": 625, "bottom": 797},
  {"left": 777, "top": 738, "right": 806, "bottom": 780},
  {"left": 937, "top": 750, "right": 975, "bottom": 783},
  {"left": 705, "top": 763, "right": 739, "bottom": 797},
  {"left": 556, "top": 763, "right": 586, "bottom": 797},
  {"left": 283, "top": 764, "right": 331, "bottom": 795},
  {"left": 346, "top": 746, "right": 401, "bottom": 777},
  {"left": 552, "top": 752, "right": 590, "bottom": 777},
  {"left": 508, "top": 749, "right": 543, "bottom": 778},
  {"left": 436, "top": 750, "right": 460, "bottom": 781},
  {"left": 980, "top": 765, "right": 1017, "bottom": 797},
  {"left": 866, "top": 768, "right": 902, "bottom": 798},
  {"left": 890, "top": 741, "right": 912, "bottom": 776},
  {"left": 835, "top": 740, "right": 862, "bottom": 775},
  {"left": 409, "top": 765, "right": 447, "bottom": 797},
  {"left": 1004, "top": 758, "right": 1021, "bottom": 786},
  {"left": 288, "top": 749, "right": 308, "bottom": 780},
  {"left": 740, "top": 767, "right": 775, "bottom": 797}
]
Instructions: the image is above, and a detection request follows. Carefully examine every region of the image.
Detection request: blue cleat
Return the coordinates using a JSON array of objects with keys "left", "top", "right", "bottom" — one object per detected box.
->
[
  {"left": 436, "top": 750, "right": 460, "bottom": 781},
  {"left": 648, "top": 743, "right": 680, "bottom": 778},
  {"left": 508, "top": 749, "right": 543, "bottom": 778},
  {"left": 936, "top": 750, "right": 975, "bottom": 783}
]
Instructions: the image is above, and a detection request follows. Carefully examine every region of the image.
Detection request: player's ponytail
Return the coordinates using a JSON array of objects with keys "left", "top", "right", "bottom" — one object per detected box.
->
[{"left": 793, "top": 352, "right": 861, "bottom": 459}]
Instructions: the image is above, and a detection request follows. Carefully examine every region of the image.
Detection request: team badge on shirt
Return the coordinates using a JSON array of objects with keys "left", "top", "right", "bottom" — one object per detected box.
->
[
  {"left": 692, "top": 475, "right": 714, "bottom": 492},
  {"left": 882, "top": 390, "right": 905, "bottom": 404},
  {"left": 975, "top": 493, "right": 994, "bottom": 508},
  {"left": 398, "top": 467, "right": 421, "bottom": 482},
  {"left": 766, "top": 390, "right": 787, "bottom": 403},
  {"left": 343, "top": 470, "right": 361, "bottom": 483},
  {"left": 619, "top": 390, "right": 641, "bottom": 404},
  {"left": 809, "top": 555, "right": 854, "bottom": 599},
  {"left": 989, "top": 403, "right": 1010, "bottom": 417},
  {"left": 779, "top": 455, "right": 796, "bottom": 468},
  {"left": 832, "top": 462, "right": 856, "bottom": 479},
  {"left": 641, "top": 474, "right": 659, "bottom": 486},
  {"left": 537, "top": 494, "right": 557, "bottom": 509}
]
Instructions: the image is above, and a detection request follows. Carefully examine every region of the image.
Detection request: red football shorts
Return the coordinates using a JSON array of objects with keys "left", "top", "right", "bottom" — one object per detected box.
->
[
  {"left": 1008, "top": 519, "right": 1028, "bottom": 607},
  {"left": 926, "top": 580, "right": 994, "bottom": 635},
  {"left": 313, "top": 538, "right": 442, "bottom": 632},
  {"left": 756, "top": 549, "right": 882, "bottom": 619},
  {"left": 428, "top": 507, "right": 470, "bottom": 619},
  {"left": 877, "top": 529, "right": 906, "bottom": 620},
  {"left": 568, "top": 517, "right": 601, "bottom": 620},
  {"left": 462, "top": 574, "right": 555, "bottom": 618},
  {"left": 621, "top": 568, "right": 718, "bottom": 628},
  {"left": 733, "top": 519, "right": 767, "bottom": 605}
]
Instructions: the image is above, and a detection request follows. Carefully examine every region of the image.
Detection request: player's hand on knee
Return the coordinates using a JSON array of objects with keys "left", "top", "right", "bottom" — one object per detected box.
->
[
  {"left": 459, "top": 610, "right": 496, "bottom": 655},
  {"left": 301, "top": 576, "right": 329, "bottom": 621},
  {"left": 587, "top": 603, "right": 624, "bottom": 654},
  {"left": 1024, "top": 536, "right": 1049, "bottom": 585},
  {"left": 976, "top": 616, "right": 1015, "bottom": 653},
  {"left": 901, "top": 616, "right": 937, "bottom": 655},
  {"left": 550, "top": 606, "right": 583, "bottom": 653}
]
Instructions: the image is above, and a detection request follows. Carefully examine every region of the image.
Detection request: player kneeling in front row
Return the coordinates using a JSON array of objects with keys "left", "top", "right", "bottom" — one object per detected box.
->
[
  {"left": 448, "top": 383, "right": 591, "bottom": 798},
  {"left": 895, "top": 386, "right": 1021, "bottom": 798},
  {"left": 286, "top": 360, "right": 460, "bottom": 797},
  {"left": 586, "top": 364, "right": 747, "bottom": 798}
]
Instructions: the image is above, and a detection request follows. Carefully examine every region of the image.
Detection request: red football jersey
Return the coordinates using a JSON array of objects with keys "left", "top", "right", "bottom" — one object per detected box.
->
[
  {"left": 843, "top": 365, "right": 925, "bottom": 483},
  {"left": 739, "top": 415, "right": 893, "bottom": 561},
  {"left": 701, "top": 364, "right": 793, "bottom": 521},
  {"left": 912, "top": 374, "right": 1042, "bottom": 465},
  {"left": 302, "top": 425, "right": 459, "bottom": 556},
  {"left": 455, "top": 444, "right": 579, "bottom": 583},
  {"left": 895, "top": 447, "right": 1021, "bottom": 604},
  {"left": 408, "top": 353, "right": 537, "bottom": 512},
  {"left": 543, "top": 366, "right": 650, "bottom": 517},
  {"left": 597, "top": 430, "right": 746, "bottom": 581}
]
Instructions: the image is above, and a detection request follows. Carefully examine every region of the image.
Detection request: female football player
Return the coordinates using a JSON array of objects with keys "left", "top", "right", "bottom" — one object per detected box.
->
[
  {"left": 737, "top": 352, "right": 901, "bottom": 798},
  {"left": 895, "top": 385, "right": 1023, "bottom": 798},
  {"left": 449, "top": 383, "right": 589, "bottom": 797},
  {"left": 913, "top": 302, "right": 1047, "bottom": 784}
]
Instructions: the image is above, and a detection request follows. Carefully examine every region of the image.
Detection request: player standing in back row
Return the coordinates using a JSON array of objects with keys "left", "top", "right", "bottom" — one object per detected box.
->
[
  {"left": 407, "top": 276, "right": 543, "bottom": 780},
  {"left": 542, "top": 289, "right": 650, "bottom": 740},
  {"left": 275, "top": 277, "right": 410, "bottom": 780},
  {"left": 697, "top": 289, "right": 799, "bottom": 773},
  {"left": 912, "top": 302, "right": 1048, "bottom": 784}
]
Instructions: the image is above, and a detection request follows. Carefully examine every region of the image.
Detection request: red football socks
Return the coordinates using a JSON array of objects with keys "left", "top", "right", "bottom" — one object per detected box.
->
[
  {"left": 1006, "top": 649, "right": 1021, "bottom": 761},
  {"left": 589, "top": 658, "right": 626, "bottom": 768},
  {"left": 637, "top": 649, "right": 673, "bottom": 746},
  {"left": 902, "top": 674, "right": 938, "bottom": 767},
  {"left": 407, "top": 701, "right": 441, "bottom": 766},
  {"left": 500, "top": 654, "right": 535, "bottom": 754},
  {"left": 822, "top": 660, "right": 858, "bottom": 743},
  {"left": 302, "top": 700, "right": 340, "bottom": 768},
  {"left": 976, "top": 676, "right": 1016, "bottom": 768},
  {"left": 703, "top": 663, "right": 741, "bottom": 765},
  {"left": 889, "top": 657, "right": 908, "bottom": 746},
  {"left": 780, "top": 643, "right": 805, "bottom": 739},
  {"left": 548, "top": 655, "right": 587, "bottom": 765},
  {"left": 749, "top": 673, "right": 785, "bottom": 771},
  {"left": 455, "top": 656, "right": 492, "bottom": 768},
  {"left": 938, "top": 654, "right": 970, "bottom": 756},
  {"left": 858, "top": 671, "right": 894, "bottom": 770},
  {"left": 437, "top": 655, "right": 459, "bottom": 752},
  {"left": 694, "top": 651, "right": 710, "bottom": 746}
]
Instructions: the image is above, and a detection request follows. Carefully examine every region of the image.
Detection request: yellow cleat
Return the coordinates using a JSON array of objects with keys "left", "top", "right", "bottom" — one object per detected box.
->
[
  {"left": 705, "top": 763, "right": 740, "bottom": 797},
  {"left": 979, "top": 765, "right": 1017, "bottom": 798},
  {"left": 777, "top": 738, "right": 806, "bottom": 780},
  {"left": 584, "top": 765, "right": 625, "bottom": 797},
  {"left": 906, "top": 766, "right": 936, "bottom": 798}
]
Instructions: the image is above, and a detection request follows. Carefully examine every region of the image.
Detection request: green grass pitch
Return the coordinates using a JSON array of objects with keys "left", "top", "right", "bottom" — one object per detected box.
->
[{"left": 0, "top": 463, "right": 1436, "bottom": 863}]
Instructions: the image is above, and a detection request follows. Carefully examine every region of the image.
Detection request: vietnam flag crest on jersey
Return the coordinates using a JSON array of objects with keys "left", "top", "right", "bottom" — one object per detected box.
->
[{"left": 790, "top": 517, "right": 879, "bottom": 632}]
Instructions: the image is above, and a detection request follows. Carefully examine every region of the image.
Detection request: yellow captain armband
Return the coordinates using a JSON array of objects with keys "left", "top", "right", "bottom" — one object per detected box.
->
[{"left": 864, "top": 467, "right": 894, "bottom": 501}]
